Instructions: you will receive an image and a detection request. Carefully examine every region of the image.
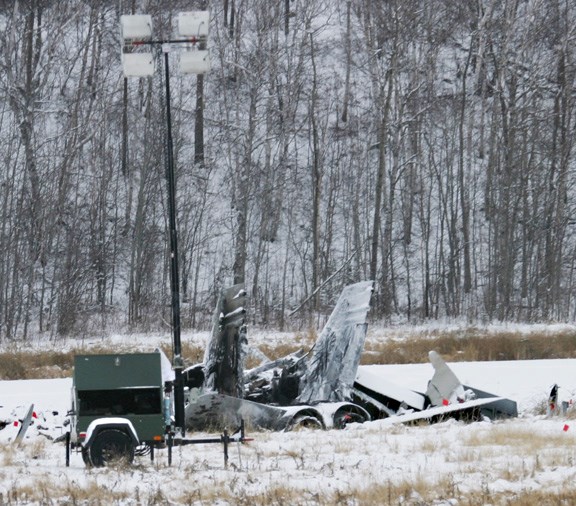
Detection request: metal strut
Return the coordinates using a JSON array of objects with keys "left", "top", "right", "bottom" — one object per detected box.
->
[{"left": 160, "top": 44, "right": 185, "bottom": 437}]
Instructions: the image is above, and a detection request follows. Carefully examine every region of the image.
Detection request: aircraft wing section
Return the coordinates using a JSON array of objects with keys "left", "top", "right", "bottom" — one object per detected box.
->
[
  {"left": 462, "top": 385, "right": 518, "bottom": 418},
  {"left": 203, "top": 284, "right": 247, "bottom": 398},
  {"left": 378, "top": 397, "right": 509, "bottom": 425},
  {"left": 296, "top": 281, "right": 374, "bottom": 403},
  {"left": 423, "top": 351, "right": 519, "bottom": 418},
  {"left": 352, "top": 351, "right": 518, "bottom": 423},
  {"left": 353, "top": 367, "right": 426, "bottom": 413}
]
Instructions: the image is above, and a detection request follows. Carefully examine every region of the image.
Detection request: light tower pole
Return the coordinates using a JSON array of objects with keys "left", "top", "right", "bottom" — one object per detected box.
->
[{"left": 120, "top": 11, "right": 210, "bottom": 436}]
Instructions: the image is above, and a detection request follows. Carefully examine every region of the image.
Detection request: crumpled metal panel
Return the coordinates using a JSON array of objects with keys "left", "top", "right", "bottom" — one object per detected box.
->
[
  {"left": 203, "top": 284, "right": 247, "bottom": 398},
  {"left": 296, "top": 281, "right": 374, "bottom": 403}
]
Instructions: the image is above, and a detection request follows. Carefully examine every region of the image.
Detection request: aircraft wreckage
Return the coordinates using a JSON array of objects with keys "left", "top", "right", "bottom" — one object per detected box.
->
[{"left": 183, "top": 281, "right": 517, "bottom": 431}]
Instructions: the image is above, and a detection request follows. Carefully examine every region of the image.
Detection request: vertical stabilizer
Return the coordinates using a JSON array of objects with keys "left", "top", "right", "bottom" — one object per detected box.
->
[
  {"left": 426, "top": 350, "right": 467, "bottom": 406},
  {"left": 203, "top": 284, "right": 247, "bottom": 397},
  {"left": 296, "top": 281, "right": 374, "bottom": 403}
]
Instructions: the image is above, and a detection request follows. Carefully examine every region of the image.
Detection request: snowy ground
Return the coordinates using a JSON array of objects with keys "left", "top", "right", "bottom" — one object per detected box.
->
[{"left": 2, "top": 356, "right": 576, "bottom": 504}]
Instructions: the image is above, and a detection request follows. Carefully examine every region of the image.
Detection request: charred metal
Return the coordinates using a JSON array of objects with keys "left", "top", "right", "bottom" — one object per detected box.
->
[{"left": 183, "top": 281, "right": 517, "bottom": 431}]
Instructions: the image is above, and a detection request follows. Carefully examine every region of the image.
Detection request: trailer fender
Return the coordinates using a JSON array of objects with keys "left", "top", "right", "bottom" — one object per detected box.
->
[
  {"left": 83, "top": 417, "right": 139, "bottom": 448},
  {"left": 82, "top": 418, "right": 140, "bottom": 467}
]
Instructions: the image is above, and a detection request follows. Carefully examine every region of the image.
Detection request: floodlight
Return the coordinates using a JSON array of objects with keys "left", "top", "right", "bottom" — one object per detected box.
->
[
  {"left": 179, "top": 50, "right": 211, "bottom": 74},
  {"left": 120, "top": 14, "right": 153, "bottom": 40},
  {"left": 122, "top": 53, "right": 155, "bottom": 77},
  {"left": 177, "top": 11, "right": 210, "bottom": 38}
]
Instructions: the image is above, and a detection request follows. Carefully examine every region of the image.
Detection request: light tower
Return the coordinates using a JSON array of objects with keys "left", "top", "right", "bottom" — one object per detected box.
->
[{"left": 120, "top": 11, "right": 210, "bottom": 436}]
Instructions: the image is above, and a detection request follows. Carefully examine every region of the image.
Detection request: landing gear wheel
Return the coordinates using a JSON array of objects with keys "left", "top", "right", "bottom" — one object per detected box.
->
[
  {"left": 334, "top": 411, "right": 366, "bottom": 429},
  {"left": 287, "top": 415, "right": 324, "bottom": 431},
  {"left": 87, "top": 429, "right": 135, "bottom": 467}
]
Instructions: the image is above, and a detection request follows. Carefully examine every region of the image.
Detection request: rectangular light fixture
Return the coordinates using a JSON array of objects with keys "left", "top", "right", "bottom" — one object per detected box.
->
[
  {"left": 120, "top": 14, "right": 153, "bottom": 40},
  {"left": 177, "top": 11, "right": 210, "bottom": 38},
  {"left": 122, "top": 53, "right": 155, "bottom": 77},
  {"left": 179, "top": 50, "right": 210, "bottom": 74}
]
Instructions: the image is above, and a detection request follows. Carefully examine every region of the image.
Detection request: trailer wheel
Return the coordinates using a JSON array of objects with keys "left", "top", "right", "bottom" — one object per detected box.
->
[
  {"left": 88, "top": 429, "right": 135, "bottom": 467},
  {"left": 81, "top": 446, "right": 90, "bottom": 466}
]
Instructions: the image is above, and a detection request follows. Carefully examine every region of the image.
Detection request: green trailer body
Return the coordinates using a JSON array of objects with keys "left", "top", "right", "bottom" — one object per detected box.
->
[
  {"left": 72, "top": 353, "right": 166, "bottom": 444},
  {"left": 64, "top": 290, "right": 251, "bottom": 468}
]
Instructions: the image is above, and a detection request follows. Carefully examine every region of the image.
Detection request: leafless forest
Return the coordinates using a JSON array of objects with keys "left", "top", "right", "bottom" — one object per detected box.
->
[{"left": 0, "top": 0, "right": 575, "bottom": 340}]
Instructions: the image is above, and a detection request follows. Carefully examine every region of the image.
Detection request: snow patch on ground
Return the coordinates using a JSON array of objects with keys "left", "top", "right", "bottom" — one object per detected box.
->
[{"left": 2, "top": 357, "right": 576, "bottom": 503}]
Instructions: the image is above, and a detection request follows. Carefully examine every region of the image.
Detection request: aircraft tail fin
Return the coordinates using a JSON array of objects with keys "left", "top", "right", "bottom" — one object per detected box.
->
[
  {"left": 296, "top": 281, "right": 374, "bottom": 403},
  {"left": 203, "top": 284, "right": 247, "bottom": 397},
  {"left": 426, "top": 350, "right": 468, "bottom": 406}
]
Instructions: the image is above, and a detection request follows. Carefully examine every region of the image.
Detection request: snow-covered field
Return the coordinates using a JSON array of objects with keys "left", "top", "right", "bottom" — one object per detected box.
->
[{"left": 2, "top": 354, "right": 576, "bottom": 505}]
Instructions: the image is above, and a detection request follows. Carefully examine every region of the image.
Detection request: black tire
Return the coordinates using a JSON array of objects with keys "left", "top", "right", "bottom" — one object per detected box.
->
[
  {"left": 81, "top": 446, "right": 90, "bottom": 466},
  {"left": 87, "top": 429, "right": 135, "bottom": 467}
]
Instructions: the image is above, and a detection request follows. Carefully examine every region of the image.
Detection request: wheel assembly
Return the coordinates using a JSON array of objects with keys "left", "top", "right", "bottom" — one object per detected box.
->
[
  {"left": 87, "top": 429, "right": 135, "bottom": 467},
  {"left": 287, "top": 414, "right": 324, "bottom": 431}
]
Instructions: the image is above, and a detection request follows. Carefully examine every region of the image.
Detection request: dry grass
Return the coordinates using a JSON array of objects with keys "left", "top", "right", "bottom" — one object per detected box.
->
[
  {"left": 1, "top": 326, "right": 576, "bottom": 380},
  {"left": 459, "top": 425, "right": 576, "bottom": 473},
  {"left": 0, "top": 331, "right": 309, "bottom": 380},
  {"left": 3, "top": 460, "right": 573, "bottom": 506},
  {"left": 1, "top": 459, "right": 575, "bottom": 506},
  {"left": 23, "top": 438, "right": 49, "bottom": 460},
  {"left": 462, "top": 425, "right": 576, "bottom": 450},
  {"left": 362, "top": 327, "right": 576, "bottom": 365},
  {"left": 0, "top": 445, "right": 16, "bottom": 466},
  {"left": 2, "top": 326, "right": 576, "bottom": 505},
  {"left": 0, "top": 350, "right": 76, "bottom": 380},
  {"left": 158, "top": 341, "right": 205, "bottom": 364},
  {"left": 0, "top": 479, "right": 134, "bottom": 505},
  {"left": 257, "top": 328, "right": 317, "bottom": 362},
  {"left": 493, "top": 489, "right": 576, "bottom": 506},
  {"left": 0, "top": 342, "right": 205, "bottom": 380},
  {"left": 348, "top": 481, "right": 576, "bottom": 506},
  {"left": 2, "top": 422, "right": 576, "bottom": 505},
  {"left": 180, "top": 479, "right": 576, "bottom": 506}
]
